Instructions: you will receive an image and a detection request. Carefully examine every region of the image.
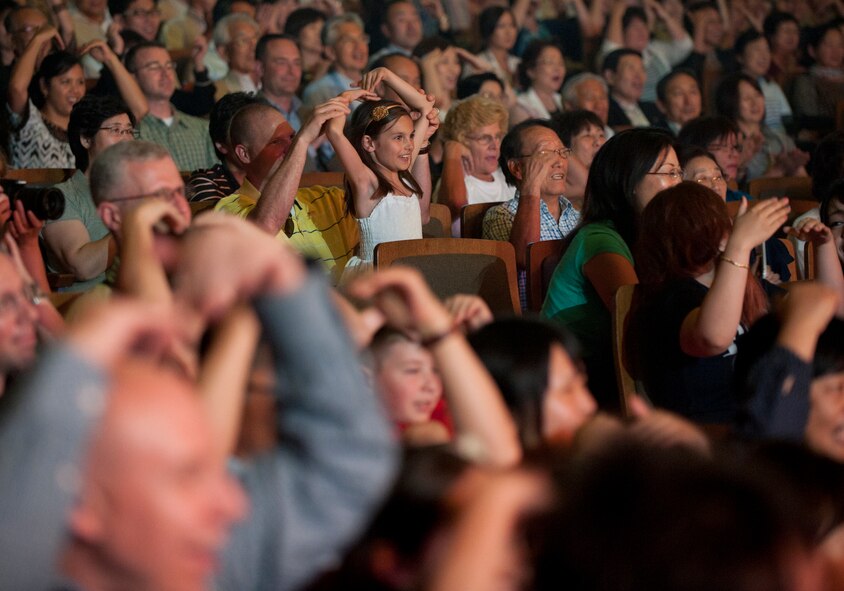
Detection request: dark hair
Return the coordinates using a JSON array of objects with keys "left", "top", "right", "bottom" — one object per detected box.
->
[
  {"left": 108, "top": 0, "right": 157, "bottom": 17},
  {"left": 344, "top": 100, "right": 422, "bottom": 207},
  {"left": 735, "top": 28, "right": 768, "bottom": 59},
  {"left": 683, "top": 1, "right": 718, "bottom": 35},
  {"left": 622, "top": 6, "right": 648, "bottom": 31},
  {"left": 456, "top": 72, "right": 503, "bottom": 99},
  {"left": 468, "top": 317, "right": 582, "bottom": 450},
  {"left": 209, "top": 91, "right": 264, "bottom": 160},
  {"left": 551, "top": 109, "right": 603, "bottom": 148},
  {"left": 601, "top": 47, "right": 642, "bottom": 74},
  {"left": 812, "top": 131, "right": 844, "bottom": 201},
  {"left": 655, "top": 68, "right": 698, "bottom": 103},
  {"left": 675, "top": 143, "right": 719, "bottom": 170},
  {"left": 370, "top": 51, "right": 418, "bottom": 73},
  {"left": 411, "top": 34, "right": 450, "bottom": 59},
  {"left": 499, "top": 119, "right": 556, "bottom": 186},
  {"left": 123, "top": 40, "right": 166, "bottom": 72},
  {"left": 381, "top": 0, "right": 415, "bottom": 25},
  {"left": 478, "top": 6, "right": 510, "bottom": 47},
  {"left": 211, "top": 0, "right": 256, "bottom": 25},
  {"left": 68, "top": 95, "right": 136, "bottom": 171},
  {"left": 577, "top": 127, "right": 675, "bottom": 246},
  {"left": 715, "top": 72, "right": 763, "bottom": 122},
  {"left": 677, "top": 115, "right": 740, "bottom": 147},
  {"left": 804, "top": 22, "right": 842, "bottom": 65},
  {"left": 283, "top": 6, "right": 326, "bottom": 37},
  {"left": 763, "top": 11, "right": 799, "bottom": 44},
  {"left": 517, "top": 40, "right": 564, "bottom": 89},
  {"left": 820, "top": 178, "right": 844, "bottom": 226},
  {"left": 255, "top": 33, "right": 296, "bottom": 62},
  {"left": 31, "top": 51, "right": 82, "bottom": 110}
]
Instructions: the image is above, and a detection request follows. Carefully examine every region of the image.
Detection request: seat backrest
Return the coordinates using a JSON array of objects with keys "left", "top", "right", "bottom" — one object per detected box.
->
[
  {"left": 613, "top": 283, "right": 637, "bottom": 418},
  {"left": 747, "top": 176, "right": 812, "bottom": 201},
  {"left": 423, "top": 203, "right": 452, "bottom": 238},
  {"left": 374, "top": 238, "right": 521, "bottom": 315},
  {"left": 5, "top": 168, "right": 74, "bottom": 185},
  {"left": 775, "top": 237, "right": 797, "bottom": 282},
  {"left": 804, "top": 240, "right": 816, "bottom": 280},
  {"left": 460, "top": 202, "right": 499, "bottom": 238},
  {"left": 525, "top": 239, "right": 565, "bottom": 312}
]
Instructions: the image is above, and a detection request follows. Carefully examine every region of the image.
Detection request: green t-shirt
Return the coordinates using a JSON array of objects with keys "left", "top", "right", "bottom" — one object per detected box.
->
[{"left": 540, "top": 221, "right": 633, "bottom": 358}]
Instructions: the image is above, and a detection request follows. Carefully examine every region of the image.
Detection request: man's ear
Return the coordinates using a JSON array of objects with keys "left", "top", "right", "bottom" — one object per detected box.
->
[
  {"left": 98, "top": 202, "right": 122, "bottom": 233},
  {"left": 233, "top": 143, "right": 251, "bottom": 164},
  {"left": 217, "top": 42, "right": 229, "bottom": 63},
  {"left": 361, "top": 134, "right": 376, "bottom": 153},
  {"left": 656, "top": 99, "right": 667, "bottom": 115},
  {"left": 603, "top": 70, "right": 616, "bottom": 88},
  {"left": 39, "top": 78, "right": 49, "bottom": 99},
  {"left": 507, "top": 158, "right": 523, "bottom": 182},
  {"left": 324, "top": 44, "right": 337, "bottom": 63},
  {"left": 67, "top": 487, "right": 107, "bottom": 543}
]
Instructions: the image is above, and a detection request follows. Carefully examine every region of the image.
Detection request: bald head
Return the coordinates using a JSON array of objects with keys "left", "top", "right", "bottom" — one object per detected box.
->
[{"left": 67, "top": 359, "right": 245, "bottom": 591}]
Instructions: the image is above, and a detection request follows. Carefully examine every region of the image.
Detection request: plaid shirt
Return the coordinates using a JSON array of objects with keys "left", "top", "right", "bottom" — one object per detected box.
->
[
  {"left": 483, "top": 192, "right": 581, "bottom": 307},
  {"left": 138, "top": 108, "right": 218, "bottom": 173}
]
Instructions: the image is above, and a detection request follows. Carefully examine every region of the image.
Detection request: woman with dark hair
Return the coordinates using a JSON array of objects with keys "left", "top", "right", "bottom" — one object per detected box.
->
[
  {"left": 474, "top": 6, "right": 521, "bottom": 90},
  {"left": 791, "top": 23, "right": 844, "bottom": 125},
  {"left": 541, "top": 128, "right": 681, "bottom": 406},
  {"left": 7, "top": 31, "right": 145, "bottom": 168},
  {"left": 677, "top": 144, "right": 728, "bottom": 199},
  {"left": 456, "top": 72, "right": 505, "bottom": 102},
  {"left": 510, "top": 40, "right": 565, "bottom": 127},
  {"left": 764, "top": 11, "right": 804, "bottom": 88},
  {"left": 413, "top": 36, "right": 488, "bottom": 119},
  {"left": 41, "top": 95, "right": 137, "bottom": 292},
  {"left": 677, "top": 116, "right": 746, "bottom": 194},
  {"left": 735, "top": 28, "right": 794, "bottom": 133},
  {"left": 551, "top": 109, "right": 606, "bottom": 207},
  {"left": 716, "top": 72, "right": 808, "bottom": 181},
  {"left": 628, "top": 182, "right": 788, "bottom": 424},
  {"left": 468, "top": 317, "right": 596, "bottom": 450}
]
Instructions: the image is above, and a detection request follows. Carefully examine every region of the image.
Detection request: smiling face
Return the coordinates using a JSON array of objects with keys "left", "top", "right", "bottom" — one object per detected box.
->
[
  {"left": 623, "top": 16, "right": 650, "bottom": 52},
  {"left": 367, "top": 113, "right": 415, "bottom": 172},
  {"left": 827, "top": 196, "right": 844, "bottom": 266},
  {"left": 224, "top": 21, "right": 258, "bottom": 74},
  {"left": 529, "top": 45, "right": 566, "bottom": 94},
  {"left": 607, "top": 54, "right": 645, "bottom": 103},
  {"left": 375, "top": 340, "right": 443, "bottom": 425},
  {"left": 570, "top": 78, "right": 610, "bottom": 125},
  {"left": 806, "top": 371, "right": 844, "bottom": 462},
  {"left": 489, "top": 10, "right": 517, "bottom": 51},
  {"left": 132, "top": 46, "right": 177, "bottom": 101},
  {"left": 510, "top": 125, "right": 569, "bottom": 198},
  {"left": 383, "top": 1, "right": 422, "bottom": 51},
  {"left": 435, "top": 46, "right": 461, "bottom": 93},
  {"left": 330, "top": 21, "right": 369, "bottom": 74},
  {"left": 814, "top": 28, "right": 844, "bottom": 69},
  {"left": 737, "top": 79, "right": 766, "bottom": 125},
  {"left": 740, "top": 37, "right": 772, "bottom": 78},
  {"left": 87, "top": 113, "right": 135, "bottom": 163},
  {"left": 706, "top": 132, "right": 741, "bottom": 181},
  {"left": 121, "top": 0, "right": 161, "bottom": 41},
  {"left": 464, "top": 122, "right": 505, "bottom": 179},
  {"left": 541, "top": 344, "right": 596, "bottom": 444},
  {"left": 632, "top": 147, "right": 682, "bottom": 212},
  {"left": 258, "top": 38, "right": 302, "bottom": 98},
  {"left": 43, "top": 64, "right": 86, "bottom": 119},
  {"left": 771, "top": 20, "right": 800, "bottom": 54},
  {"left": 684, "top": 155, "right": 727, "bottom": 200},
  {"left": 659, "top": 73, "right": 702, "bottom": 126},
  {"left": 570, "top": 123, "right": 606, "bottom": 168}
]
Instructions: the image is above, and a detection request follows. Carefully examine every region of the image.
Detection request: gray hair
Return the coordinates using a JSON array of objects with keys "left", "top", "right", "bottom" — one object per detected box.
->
[
  {"left": 322, "top": 13, "right": 364, "bottom": 47},
  {"left": 90, "top": 141, "right": 172, "bottom": 205},
  {"left": 213, "top": 13, "right": 259, "bottom": 48},
  {"left": 561, "top": 72, "right": 608, "bottom": 105}
]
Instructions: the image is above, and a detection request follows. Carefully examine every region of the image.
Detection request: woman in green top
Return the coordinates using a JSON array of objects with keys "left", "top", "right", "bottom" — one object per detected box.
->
[{"left": 541, "top": 128, "right": 682, "bottom": 407}]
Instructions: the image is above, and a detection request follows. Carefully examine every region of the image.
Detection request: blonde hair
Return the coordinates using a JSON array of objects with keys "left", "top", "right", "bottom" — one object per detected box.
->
[{"left": 442, "top": 96, "right": 508, "bottom": 145}]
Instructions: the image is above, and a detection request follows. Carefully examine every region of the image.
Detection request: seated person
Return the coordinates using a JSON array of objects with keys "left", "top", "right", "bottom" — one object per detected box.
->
[
  {"left": 213, "top": 14, "right": 260, "bottom": 100},
  {"left": 602, "top": 49, "right": 661, "bottom": 132},
  {"left": 438, "top": 95, "right": 514, "bottom": 235},
  {"left": 510, "top": 40, "right": 565, "bottom": 127},
  {"left": 551, "top": 109, "right": 606, "bottom": 213},
  {"left": 43, "top": 95, "right": 136, "bottom": 292},
  {"left": 562, "top": 72, "right": 614, "bottom": 139},
  {"left": 188, "top": 92, "right": 260, "bottom": 203},
  {"left": 483, "top": 120, "right": 577, "bottom": 308},
  {"left": 654, "top": 69, "right": 702, "bottom": 136},
  {"left": 791, "top": 23, "right": 844, "bottom": 133},
  {"left": 215, "top": 102, "right": 359, "bottom": 283}
]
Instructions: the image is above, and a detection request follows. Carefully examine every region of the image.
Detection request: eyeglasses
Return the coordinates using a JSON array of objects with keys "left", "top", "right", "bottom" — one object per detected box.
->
[
  {"left": 231, "top": 35, "right": 259, "bottom": 48},
  {"left": 99, "top": 126, "right": 140, "bottom": 138},
  {"left": 109, "top": 186, "right": 186, "bottom": 204},
  {"left": 136, "top": 60, "right": 177, "bottom": 74},
  {"left": 693, "top": 174, "right": 726, "bottom": 186},
  {"left": 11, "top": 24, "right": 39, "bottom": 37},
  {"left": 646, "top": 169, "right": 684, "bottom": 180},
  {"left": 466, "top": 133, "right": 504, "bottom": 146},
  {"left": 337, "top": 34, "right": 370, "bottom": 45},
  {"left": 514, "top": 148, "right": 572, "bottom": 159},
  {"left": 125, "top": 7, "right": 160, "bottom": 18},
  {"left": 708, "top": 143, "right": 743, "bottom": 154},
  {"left": 0, "top": 283, "right": 41, "bottom": 317}
]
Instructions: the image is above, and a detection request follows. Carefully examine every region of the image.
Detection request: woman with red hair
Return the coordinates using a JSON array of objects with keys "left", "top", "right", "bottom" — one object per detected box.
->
[{"left": 626, "top": 182, "right": 789, "bottom": 426}]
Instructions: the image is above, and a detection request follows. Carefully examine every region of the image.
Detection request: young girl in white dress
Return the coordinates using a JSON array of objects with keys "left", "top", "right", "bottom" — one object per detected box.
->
[{"left": 325, "top": 68, "right": 436, "bottom": 282}]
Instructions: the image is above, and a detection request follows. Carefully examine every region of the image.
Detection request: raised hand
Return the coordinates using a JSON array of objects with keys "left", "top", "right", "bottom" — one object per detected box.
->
[
  {"left": 520, "top": 150, "right": 563, "bottom": 197},
  {"left": 443, "top": 294, "right": 493, "bottom": 333},
  {"left": 79, "top": 38, "right": 117, "bottom": 64},
  {"left": 299, "top": 97, "right": 353, "bottom": 144},
  {"left": 785, "top": 217, "right": 834, "bottom": 246},
  {"left": 729, "top": 197, "right": 790, "bottom": 253}
]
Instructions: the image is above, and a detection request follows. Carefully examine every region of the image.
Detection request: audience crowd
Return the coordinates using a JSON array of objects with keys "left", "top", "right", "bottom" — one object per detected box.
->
[{"left": 1, "top": 0, "right": 844, "bottom": 588}]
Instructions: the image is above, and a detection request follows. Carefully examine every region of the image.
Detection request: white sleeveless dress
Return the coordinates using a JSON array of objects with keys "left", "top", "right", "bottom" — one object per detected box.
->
[{"left": 341, "top": 192, "right": 423, "bottom": 283}]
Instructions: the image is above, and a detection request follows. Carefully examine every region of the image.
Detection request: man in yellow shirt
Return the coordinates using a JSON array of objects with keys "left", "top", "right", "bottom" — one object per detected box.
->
[{"left": 216, "top": 100, "right": 359, "bottom": 283}]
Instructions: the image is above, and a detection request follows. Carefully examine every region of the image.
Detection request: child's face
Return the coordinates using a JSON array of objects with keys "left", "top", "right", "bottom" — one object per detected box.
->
[
  {"left": 542, "top": 344, "right": 596, "bottom": 443},
  {"left": 376, "top": 340, "right": 443, "bottom": 424},
  {"left": 369, "top": 115, "right": 415, "bottom": 173},
  {"left": 806, "top": 371, "right": 844, "bottom": 462}
]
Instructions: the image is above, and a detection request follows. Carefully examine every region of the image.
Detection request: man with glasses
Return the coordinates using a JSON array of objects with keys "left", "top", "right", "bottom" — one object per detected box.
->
[
  {"left": 213, "top": 13, "right": 260, "bottom": 100},
  {"left": 110, "top": 0, "right": 161, "bottom": 42},
  {"left": 43, "top": 96, "right": 137, "bottom": 293},
  {"left": 126, "top": 41, "right": 217, "bottom": 172},
  {"left": 483, "top": 119, "right": 577, "bottom": 308}
]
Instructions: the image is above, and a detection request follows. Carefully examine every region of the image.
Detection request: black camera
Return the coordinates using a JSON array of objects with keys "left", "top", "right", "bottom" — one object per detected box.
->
[{"left": 0, "top": 179, "right": 65, "bottom": 221}]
